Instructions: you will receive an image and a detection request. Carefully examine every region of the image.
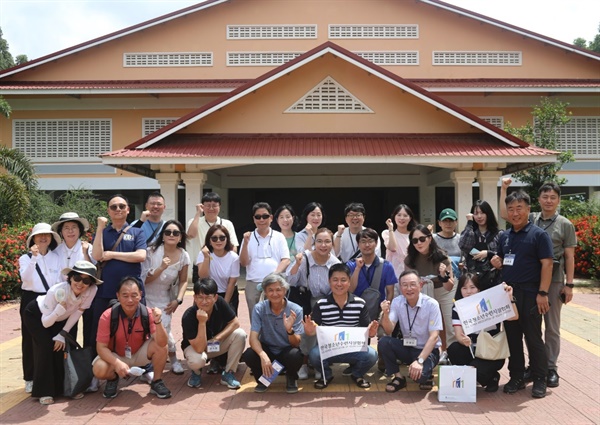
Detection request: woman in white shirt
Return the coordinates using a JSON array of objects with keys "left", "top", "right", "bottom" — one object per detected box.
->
[
  {"left": 197, "top": 224, "right": 240, "bottom": 314},
  {"left": 19, "top": 223, "right": 61, "bottom": 394},
  {"left": 51, "top": 212, "right": 93, "bottom": 277},
  {"left": 381, "top": 204, "right": 418, "bottom": 281},
  {"left": 23, "top": 260, "right": 100, "bottom": 405},
  {"left": 143, "top": 219, "right": 190, "bottom": 375},
  {"left": 295, "top": 202, "right": 325, "bottom": 252}
]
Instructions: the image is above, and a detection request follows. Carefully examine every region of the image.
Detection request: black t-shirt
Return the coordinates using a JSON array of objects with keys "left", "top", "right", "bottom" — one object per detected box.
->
[{"left": 181, "top": 296, "right": 236, "bottom": 351}]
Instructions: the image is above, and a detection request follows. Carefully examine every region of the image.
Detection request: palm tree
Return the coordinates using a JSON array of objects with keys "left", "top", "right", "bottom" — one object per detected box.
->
[{"left": 0, "top": 146, "right": 37, "bottom": 224}]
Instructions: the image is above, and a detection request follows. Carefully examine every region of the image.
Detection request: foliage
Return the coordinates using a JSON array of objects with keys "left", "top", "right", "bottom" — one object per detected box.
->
[
  {"left": 572, "top": 216, "right": 600, "bottom": 280},
  {"left": 0, "top": 146, "right": 38, "bottom": 190},
  {"left": 15, "top": 54, "right": 28, "bottom": 65},
  {"left": 0, "top": 96, "right": 11, "bottom": 118},
  {"left": 561, "top": 196, "right": 600, "bottom": 219},
  {"left": 26, "top": 188, "right": 106, "bottom": 227},
  {"left": 573, "top": 23, "right": 600, "bottom": 53},
  {"left": 0, "top": 224, "right": 29, "bottom": 300},
  {"left": 0, "top": 27, "right": 14, "bottom": 70},
  {"left": 505, "top": 97, "right": 574, "bottom": 210},
  {"left": 0, "top": 146, "right": 38, "bottom": 225}
]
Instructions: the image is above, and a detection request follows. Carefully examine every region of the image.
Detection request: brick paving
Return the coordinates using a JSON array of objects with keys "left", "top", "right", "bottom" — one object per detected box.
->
[{"left": 0, "top": 290, "right": 598, "bottom": 424}]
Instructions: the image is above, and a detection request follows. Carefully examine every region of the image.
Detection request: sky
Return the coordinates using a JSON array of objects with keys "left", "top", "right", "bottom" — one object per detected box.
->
[{"left": 0, "top": 0, "right": 598, "bottom": 60}]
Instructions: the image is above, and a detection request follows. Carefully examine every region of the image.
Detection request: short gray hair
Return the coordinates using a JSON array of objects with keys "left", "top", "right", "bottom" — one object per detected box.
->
[{"left": 262, "top": 273, "right": 289, "bottom": 291}]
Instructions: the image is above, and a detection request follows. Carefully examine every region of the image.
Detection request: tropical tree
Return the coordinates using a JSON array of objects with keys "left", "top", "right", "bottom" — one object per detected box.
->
[
  {"left": 504, "top": 97, "right": 574, "bottom": 209},
  {"left": 574, "top": 23, "right": 600, "bottom": 53},
  {"left": 0, "top": 146, "right": 38, "bottom": 225}
]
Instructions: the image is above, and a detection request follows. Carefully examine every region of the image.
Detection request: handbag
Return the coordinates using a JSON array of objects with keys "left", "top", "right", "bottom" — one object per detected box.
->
[
  {"left": 61, "top": 330, "right": 94, "bottom": 397},
  {"left": 475, "top": 323, "right": 509, "bottom": 361},
  {"left": 438, "top": 365, "right": 477, "bottom": 403}
]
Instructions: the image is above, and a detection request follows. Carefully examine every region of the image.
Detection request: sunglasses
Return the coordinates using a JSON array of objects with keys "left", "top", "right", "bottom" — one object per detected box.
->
[
  {"left": 72, "top": 274, "right": 93, "bottom": 285},
  {"left": 109, "top": 203, "right": 127, "bottom": 211},
  {"left": 210, "top": 235, "right": 227, "bottom": 242},
  {"left": 163, "top": 230, "right": 181, "bottom": 237},
  {"left": 254, "top": 214, "right": 271, "bottom": 220},
  {"left": 411, "top": 236, "right": 429, "bottom": 244}
]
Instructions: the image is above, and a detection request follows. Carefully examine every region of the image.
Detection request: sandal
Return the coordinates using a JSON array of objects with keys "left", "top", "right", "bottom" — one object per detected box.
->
[
  {"left": 385, "top": 376, "right": 407, "bottom": 393},
  {"left": 351, "top": 375, "right": 371, "bottom": 389},
  {"left": 419, "top": 379, "right": 434, "bottom": 391},
  {"left": 314, "top": 376, "right": 333, "bottom": 389},
  {"left": 39, "top": 396, "right": 54, "bottom": 405}
]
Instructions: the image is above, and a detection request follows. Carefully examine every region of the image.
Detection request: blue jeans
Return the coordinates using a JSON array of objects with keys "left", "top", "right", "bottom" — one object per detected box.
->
[
  {"left": 308, "top": 345, "right": 378, "bottom": 380},
  {"left": 378, "top": 336, "right": 440, "bottom": 384}
]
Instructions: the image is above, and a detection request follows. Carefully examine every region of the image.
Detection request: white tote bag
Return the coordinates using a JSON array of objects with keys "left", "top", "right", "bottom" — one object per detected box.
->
[{"left": 437, "top": 365, "right": 477, "bottom": 403}]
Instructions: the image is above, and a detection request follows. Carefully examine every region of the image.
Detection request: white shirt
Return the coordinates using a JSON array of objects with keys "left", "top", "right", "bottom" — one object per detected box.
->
[
  {"left": 186, "top": 216, "right": 239, "bottom": 270},
  {"left": 19, "top": 250, "right": 61, "bottom": 293},
  {"left": 55, "top": 240, "right": 95, "bottom": 281},
  {"left": 338, "top": 227, "right": 382, "bottom": 262},
  {"left": 196, "top": 250, "right": 240, "bottom": 293},
  {"left": 241, "top": 229, "right": 290, "bottom": 282}
]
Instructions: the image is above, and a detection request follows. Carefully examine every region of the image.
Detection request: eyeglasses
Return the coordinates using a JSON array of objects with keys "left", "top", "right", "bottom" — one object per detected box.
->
[
  {"left": 194, "top": 294, "right": 216, "bottom": 303},
  {"left": 72, "top": 274, "right": 93, "bottom": 285},
  {"left": 346, "top": 213, "right": 364, "bottom": 219},
  {"left": 210, "top": 235, "right": 227, "bottom": 242},
  {"left": 163, "top": 230, "right": 181, "bottom": 237},
  {"left": 400, "top": 282, "right": 420, "bottom": 289},
  {"left": 203, "top": 203, "right": 220, "bottom": 210},
  {"left": 148, "top": 202, "right": 164, "bottom": 207},
  {"left": 254, "top": 214, "right": 271, "bottom": 220},
  {"left": 109, "top": 203, "right": 127, "bottom": 211},
  {"left": 359, "top": 238, "right": 376, "bottom": 245},
  {"left": 411, "top": 236, "right": 429, "bottom": 244}
]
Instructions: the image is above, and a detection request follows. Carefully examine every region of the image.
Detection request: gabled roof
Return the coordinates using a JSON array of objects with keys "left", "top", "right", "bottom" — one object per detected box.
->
[
  {"left": 125, "top": 41, "right": 529, "bottom": 150},
  {"left": 0, "top": 0, "right": 597, "bottom": 79}
]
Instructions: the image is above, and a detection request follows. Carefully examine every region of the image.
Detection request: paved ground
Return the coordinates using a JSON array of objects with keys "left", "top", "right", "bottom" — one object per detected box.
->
[{"left": 0, "top": 285, "right": 599, "bottom": 424}]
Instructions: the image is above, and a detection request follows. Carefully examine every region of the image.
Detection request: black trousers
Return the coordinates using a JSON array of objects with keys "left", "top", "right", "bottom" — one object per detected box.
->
[
  {"left": 218, "top": 286, "right": 239, "bottom": 316},
  {"left": 447, "top": 341, "right": 505, "bottom": 387},
  {"left": 505, "top": 285, "right": 548, "bottom": 380},
  {"left": 242, "top": 345, "right": 303, "bottom": 382},
  {"left": 20, "top": 290, "right": 45, "bottom": 381}
]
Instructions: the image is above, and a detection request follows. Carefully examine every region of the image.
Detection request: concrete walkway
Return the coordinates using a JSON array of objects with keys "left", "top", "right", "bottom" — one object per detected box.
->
[{"left": 0, "top": 289, "right": 598, "bottom": 424}]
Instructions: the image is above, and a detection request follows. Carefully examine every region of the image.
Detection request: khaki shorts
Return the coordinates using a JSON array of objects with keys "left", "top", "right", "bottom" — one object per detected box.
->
[{"left": 93, "top": 339, "right": 152, "bottom": 368}]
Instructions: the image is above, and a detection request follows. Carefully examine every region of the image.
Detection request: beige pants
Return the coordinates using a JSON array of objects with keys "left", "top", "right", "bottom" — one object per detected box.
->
[{"left": 184, "top": 328, "right": 247, "bottom": 373}]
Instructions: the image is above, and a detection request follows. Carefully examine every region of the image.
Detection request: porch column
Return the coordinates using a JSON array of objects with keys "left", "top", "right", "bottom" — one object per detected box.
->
[
  {"left": 180, "top": 172, "right": 208, "bottom": 226},
  {"left": 477, "top": 171, "right": 503, "bottom": 225},
  {"left": 451, "top": 171, "right": 477, "bottom": 231},
  {"left": 155, "top": 172, "right": 180, "bottom": 221},
  {"left": 419, "top": 172, "right": 436, "bottom": 227}
]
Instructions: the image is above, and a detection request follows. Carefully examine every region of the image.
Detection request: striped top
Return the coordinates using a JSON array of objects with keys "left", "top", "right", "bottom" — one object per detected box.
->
[{"left": 311, "top": 293, "right": 370, "bottom": 328}]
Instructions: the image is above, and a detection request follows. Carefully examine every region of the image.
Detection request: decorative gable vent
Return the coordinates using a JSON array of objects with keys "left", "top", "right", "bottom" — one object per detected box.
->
[
  {"left": 227, "top": 52, "right": 302, "bottom": 66},
  {"left": 227, "top": 25, "right": 317, "bottom": 39},
  {"left": 433, "top": 51, "right": 521, "bottom": 66},
  {"left": 480, "top": 116, "right": 504, "bottom": 129},
  {"left": 329, "top": 24, "right": 418, "bottom": 38},
  {"left": 537, "top": 116, "right": 599, "bottom": 157},
  {"left": 143, "top": 118, "right": 178, "bottom": 136},
  {"left": 286, "top": 76, "right": 372, "bottom": 113},
  {"left": 124, "top": 52, "right": 212, "bottom": 67},
  {"left": 355, "top": 51, "right": 419, "bottom": 65}
]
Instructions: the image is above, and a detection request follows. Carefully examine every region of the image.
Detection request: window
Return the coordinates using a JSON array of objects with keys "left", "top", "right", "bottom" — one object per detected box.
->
[
  {"left": 432, "top": 51, "right": 521, "bottom": 66},
  {"left": 227, "top": 52, "right": 302, "bottom": 66},
  {"left": 553, "top": 117, "right": 599, "bottom": 157},
  {"left": 286, "top": 76, "right": 372, "bottom": 113},
  {"left": 355, "top": 51, "right": 419, "bottom": 65},
  {"left": 227, "top": 25, "right": 317, "bottom": 39},
  {"left": 142, "top": 118, "right": 178, "bottom": 136},
  {"left": 329, "top": 24, "right": 418, "bottom": 39},
  {"left": 123, "top": 52, "right": 212, "bottom": 67},
  {"left": 13, "top": 119, "right": 111, "bottom": 162},
  {"left": 480, "top": 116, "right": 504, "bottom": 129}
]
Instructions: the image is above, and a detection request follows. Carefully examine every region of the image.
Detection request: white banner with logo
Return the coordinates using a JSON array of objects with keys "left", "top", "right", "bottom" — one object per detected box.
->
[
  {"left": 454, "top": 284, "right": 516, "bottom": 335},
  {"left": 316, "top": 326, "right": 368, "bottom": 360}
]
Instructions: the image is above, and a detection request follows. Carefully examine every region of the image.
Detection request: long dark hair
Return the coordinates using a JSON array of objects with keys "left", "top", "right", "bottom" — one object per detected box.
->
[
  {"left": 390, "top": 204, "right": 418, "bottom": 232},
  {"left": 405, "top": 224, "right": 447, "bottom": 268},
  {"left": 298, "top": 202, "right": 326, "bottom": 229},
  {"left": 272, "top": 204, "right": 298, "bottom": 232},
  {"left": 471, "top": 200, "right": 499, "bottom": 236},
  {"left": 205, "top": 224, "right": 234, "bottom": 252},
  {"left": 454, "top": 272, "right": 481, "bottom": 301},
  {"left": 150, "top": 219, "right": 186, "bottom": 250}
]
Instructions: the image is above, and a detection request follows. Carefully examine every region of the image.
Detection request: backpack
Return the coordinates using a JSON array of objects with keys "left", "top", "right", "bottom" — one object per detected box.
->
[
  {"left": 109, "top": 303, "right": 151, "bottom": 349},
  {"left": 359, "top": 257, "right": 385, "bottom": 322}
]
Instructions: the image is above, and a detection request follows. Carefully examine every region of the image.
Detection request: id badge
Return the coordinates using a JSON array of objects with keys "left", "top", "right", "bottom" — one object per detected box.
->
[
  {"left": 125, "top": 345, "right": 132, "bottom": 359},
  {"left": 503, "top": 254, "right": 515, "bottom": 266},
  {"left": 207, "top": 341, "right": 220, "bottom": 353},
  {"left": 403, "top": 337, "right": 417, "bottom": 347}
]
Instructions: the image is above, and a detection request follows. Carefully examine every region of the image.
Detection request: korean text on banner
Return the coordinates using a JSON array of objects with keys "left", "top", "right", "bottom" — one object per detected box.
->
[
  {"left": 454, "top": 284, "right": 516, "bottom": 334},
  {"left": 316, "top": 326, "right": 368, "bottom": 361}
]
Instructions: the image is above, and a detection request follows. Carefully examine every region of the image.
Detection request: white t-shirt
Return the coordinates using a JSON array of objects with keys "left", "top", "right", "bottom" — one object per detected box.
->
[
  {"left": 338, "top": 227, "right": 382, "bottom": 262},
  {"left": 241, "top": 229, "right": 290, "bottom": 283},
  {"left": 196, "top": 250, "right": 240, "bottom": 293},
  {"left": 186, "top": 216, "right": 239, "bottom": 272}
]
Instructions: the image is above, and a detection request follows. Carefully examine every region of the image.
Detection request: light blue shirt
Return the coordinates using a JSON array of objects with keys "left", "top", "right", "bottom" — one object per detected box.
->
[
  {"left": 388, "top": 293, "right": 443, "bottom": 349},
  {"left": 251, "top": 298, "right": 304, "bottom": 355}
]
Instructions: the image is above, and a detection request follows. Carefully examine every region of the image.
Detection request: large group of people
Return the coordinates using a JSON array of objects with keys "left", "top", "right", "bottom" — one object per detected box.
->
[{"left": 17, "top": 179, "right": 576, "bottom": 404}]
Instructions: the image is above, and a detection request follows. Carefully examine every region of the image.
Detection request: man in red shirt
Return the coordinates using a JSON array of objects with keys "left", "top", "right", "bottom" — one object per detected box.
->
[{"left": 92, "top": 277, "right": 171, "bottom": 399}]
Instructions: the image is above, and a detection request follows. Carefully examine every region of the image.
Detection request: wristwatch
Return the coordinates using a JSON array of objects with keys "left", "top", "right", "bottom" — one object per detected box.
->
[
  {"left": 565, "top": 283, "right": 575, "bottom": 288},
  {"left": 177, "top": 299, "right": 183, "bottom": 305},
  {"left": 286, "top": 329, "right": 295, "bottom": 336},
  {"left": 417, "top": 357, "right": 424, "bottom": 365},
  {"left": 538, "top": 290, "right": 549, "bottom": 296}
]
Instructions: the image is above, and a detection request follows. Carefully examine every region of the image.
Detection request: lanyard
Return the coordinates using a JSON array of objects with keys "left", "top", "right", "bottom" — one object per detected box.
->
[
  {"left": 287, "top": 233, "right": 296, "bottom": 251},
  {"left": 122, "top": 315, "right": 137, "bottom": 346},
  {"left": 536, "top": 213, "right": 558, "bottom": 231},
  {"left": 348, "top": 231, "right": 357, "bottom": 253},
  {"left": 253, "top": 229, "right": 273, "bottom": 247},
  {"left": 405, "top": 304, "right": 420, "bottom": 336}
]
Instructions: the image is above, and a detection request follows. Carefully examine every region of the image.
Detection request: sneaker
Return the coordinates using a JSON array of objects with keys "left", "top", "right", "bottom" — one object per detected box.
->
[
  {"left": 503, "top": 378, "right": 526, "bottom": 394},
  {"left": 140, "top": 371, "right": 154, "bottom": 384},
  {"left": 547, "top": 369, "right": 559, "bottom": 388},
  {"left": 523, "top": 366, "right": 533, "bottom": 383},
  {"left": 298, "top": 364, "right": 309, "bottom": 380},
  {"left": 171, "top": 360, "right": 185, "bottom": 375},
  {"left": 485, "top": 372, "right": 500, "bottom": 393},
  {"left": 254, "top": 382, "right": 268, "bottom": 393},
  {"left": 86, "top": 377, "right": 100, "bottom": 393},
  {"left": 207, "top": 360, "right": 221, "bottom": 375},
  {"left": 187, "top": 370, "right": 202, "bottom": 388},
  {"left": 221, "top": 371, "right": 241, "bottom": 389},
  {"left": 25, "top": 381, "right": 33, "bottom": 393},
  {"left": 342, "top": 366, "right": 353, "bottom": 376},
  {"left": 103, "top": 377, "right": 119, "bottom": 399},
  {"left": 438, "top": 351, "right": 449, "bottom": 365},
  {"left": 150, "top": 379, "right": 172, "bottom": 399},
  {"left": 532, "top": 377, "right": 547, "bottom": 398},
  {"left": 286, "top": 375, "right": 298, "bottom": 394}
]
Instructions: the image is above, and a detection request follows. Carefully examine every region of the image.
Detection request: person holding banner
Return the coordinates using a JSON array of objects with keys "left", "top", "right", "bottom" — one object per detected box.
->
[
  {"left": 303, "top": 263, "right": 379, "bottom": 389},
  {"left": 448, "top": 273, "right": 519, "bottom": 392},
  {"left": 241, "top": 273, "right": 304, "bottom": 394},
  {"left": 378, "top": 269, "right": 443, "bottom": 392}
]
